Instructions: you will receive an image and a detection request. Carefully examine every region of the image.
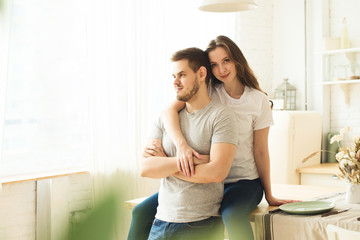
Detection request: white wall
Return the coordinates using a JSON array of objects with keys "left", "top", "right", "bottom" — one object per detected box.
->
[
  {"left": 235, "top": 0, "right": 307, "bottom": 109},
  {"left": 0, "top": 174, "right": 92, "bottom": 240},
  {"left": 235, "top": 0, "right": 274, "bottom": 95},
  {"left": 0, "top": 181, "right": 36, "bottom": 240},
  {"left": 273, "top": 0, "right": 306, "bottom": 110}
]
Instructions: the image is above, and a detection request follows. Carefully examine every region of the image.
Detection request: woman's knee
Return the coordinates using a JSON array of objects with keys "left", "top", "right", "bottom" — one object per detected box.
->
[
  {"left": 132, "top": 203, "right": 155, "bottom": 221},
  {"left": 221, "top": 206, "right": 249, "bottom": 222},
  {"left": 131, "top": 204, "right": 144, "bottom": 218},
  {"left": 131, "top": 193, "right": 158, "bottom": 221}
]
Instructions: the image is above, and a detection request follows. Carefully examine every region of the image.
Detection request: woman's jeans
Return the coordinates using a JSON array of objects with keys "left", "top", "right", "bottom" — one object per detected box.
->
[{"left": 127, "top": 178, "right": 264, "bottom": 240}]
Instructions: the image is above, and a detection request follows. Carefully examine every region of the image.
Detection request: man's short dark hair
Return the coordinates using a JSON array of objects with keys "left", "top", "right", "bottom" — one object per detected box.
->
[{"left": 171, "top": 47, "right": 211, "bottom": 85}]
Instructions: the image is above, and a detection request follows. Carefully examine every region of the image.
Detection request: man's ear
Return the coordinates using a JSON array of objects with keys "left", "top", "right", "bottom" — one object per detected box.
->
[{"left": 198, "top": 66, "right": 207, "bottom": 82}]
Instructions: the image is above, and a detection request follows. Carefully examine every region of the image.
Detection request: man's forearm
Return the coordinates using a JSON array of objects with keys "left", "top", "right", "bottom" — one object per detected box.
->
[
  {"left": 140, "top": 156, "right": 179, "bottom": 178},
  {"left": 174, "top": 143, "right": 236, "bottom": 183},
  {"left": 173, "top": 162, "right": 226, "bottom": 183}
]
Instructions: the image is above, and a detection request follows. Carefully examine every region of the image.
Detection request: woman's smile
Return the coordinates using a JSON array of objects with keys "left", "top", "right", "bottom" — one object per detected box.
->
[{"left": 221, "top": 73, "right": 230, "bottom": 79}]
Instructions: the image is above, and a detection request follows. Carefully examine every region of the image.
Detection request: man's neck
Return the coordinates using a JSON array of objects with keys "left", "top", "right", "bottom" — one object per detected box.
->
[{"left": 185, "top": 87, "right": 211, "bottom": 114}]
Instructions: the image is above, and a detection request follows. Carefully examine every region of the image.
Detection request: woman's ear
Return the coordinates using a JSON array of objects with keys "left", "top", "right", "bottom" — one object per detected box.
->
[{"left": 198, "top": 66, "right": 207, "bottom": 82}]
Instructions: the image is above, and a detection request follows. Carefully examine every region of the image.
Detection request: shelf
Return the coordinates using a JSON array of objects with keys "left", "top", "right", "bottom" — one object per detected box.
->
[
  {"left": 320, "top": 47, "right": 360, "bottom": 55},
  {"left": 323, "top": 79, "right": 360, "bottom": 85}
]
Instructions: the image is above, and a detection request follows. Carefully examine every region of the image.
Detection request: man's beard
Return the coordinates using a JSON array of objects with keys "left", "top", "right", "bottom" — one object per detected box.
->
[{"left": 176, "top": 79, "right": 200, "bottom": 102}]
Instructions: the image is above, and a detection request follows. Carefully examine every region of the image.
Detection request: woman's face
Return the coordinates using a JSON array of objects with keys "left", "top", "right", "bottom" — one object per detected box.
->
[{"left": 208, "top": 47, "right": 237, "bottom": 84}]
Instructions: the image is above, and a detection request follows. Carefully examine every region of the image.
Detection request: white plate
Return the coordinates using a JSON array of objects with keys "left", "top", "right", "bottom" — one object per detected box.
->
[{"left": 279, "top": 201, "right": 336, "bottom": 215}]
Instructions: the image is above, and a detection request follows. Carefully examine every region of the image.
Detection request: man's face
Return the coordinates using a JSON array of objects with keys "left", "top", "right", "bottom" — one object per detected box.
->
[{"left": 172, "top": 59, "right": 200, "bottom": 102}]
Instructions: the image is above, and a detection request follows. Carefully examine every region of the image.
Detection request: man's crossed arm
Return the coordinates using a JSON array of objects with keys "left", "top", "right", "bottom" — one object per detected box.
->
[{"left": 140, "top": 139, "right": 236, "bottom": 183}]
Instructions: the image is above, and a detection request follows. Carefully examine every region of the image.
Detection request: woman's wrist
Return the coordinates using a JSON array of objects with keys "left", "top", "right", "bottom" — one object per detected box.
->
[
  {"left": 175, "top": 139, "right": 188, "bottom": 149},
  {"left": 265, "top": 190, "right": 273, "bottom": 199}
]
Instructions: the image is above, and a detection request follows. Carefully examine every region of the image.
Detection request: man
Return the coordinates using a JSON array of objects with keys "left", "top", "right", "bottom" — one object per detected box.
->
[{"left": 140, "top": 47, "right": 238, "bottom": 240}]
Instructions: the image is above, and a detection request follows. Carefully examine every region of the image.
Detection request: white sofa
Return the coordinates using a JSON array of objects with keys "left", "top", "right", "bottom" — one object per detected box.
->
[{"left": 268, "top": 111, "right": 322, "bottom": 185}]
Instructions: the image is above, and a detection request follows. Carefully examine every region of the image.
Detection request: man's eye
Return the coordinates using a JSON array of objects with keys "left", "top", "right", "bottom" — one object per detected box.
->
[{"left": 211, "top": 64, "right": 216, "bottom": 68}]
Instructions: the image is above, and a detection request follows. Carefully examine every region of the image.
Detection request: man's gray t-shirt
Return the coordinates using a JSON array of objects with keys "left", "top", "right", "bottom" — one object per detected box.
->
[{"left": 150, "top": 100, "right": 238, "bottom": 223}]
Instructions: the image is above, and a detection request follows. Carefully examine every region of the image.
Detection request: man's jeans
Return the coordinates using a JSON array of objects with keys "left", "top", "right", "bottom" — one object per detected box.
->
[{"left": 147, "top": 216, "right": 224, "bottom": 240}]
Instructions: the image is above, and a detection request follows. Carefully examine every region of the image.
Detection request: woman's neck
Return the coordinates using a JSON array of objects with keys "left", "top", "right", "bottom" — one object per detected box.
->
[{"left": 223, "top": 79, "right": 245, "bottom": 99}]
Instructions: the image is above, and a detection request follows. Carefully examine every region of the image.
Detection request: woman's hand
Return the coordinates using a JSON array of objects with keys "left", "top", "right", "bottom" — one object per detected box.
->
[
  {"left": 265, "top": 194, "right": 301, "bottom": 206},
  {"left": 176, "top": 143, "right": 201, "bottom": 177},
  {"left": 144, "top": 141, "right": 167, "bottom": 158}
]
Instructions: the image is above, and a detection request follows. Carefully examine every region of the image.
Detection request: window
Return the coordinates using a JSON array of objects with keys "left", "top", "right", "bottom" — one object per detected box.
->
[{"left": 2, "top": 0, "right": 90, "bottom": 177}]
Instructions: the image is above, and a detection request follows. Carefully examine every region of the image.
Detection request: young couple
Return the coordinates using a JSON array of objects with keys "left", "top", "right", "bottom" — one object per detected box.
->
[{"left": 128, "top": 36, "right": 296, "bottom": 240}]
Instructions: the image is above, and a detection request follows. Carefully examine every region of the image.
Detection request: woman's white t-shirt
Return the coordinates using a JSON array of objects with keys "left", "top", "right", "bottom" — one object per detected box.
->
[{"left": 208, "top": 84, "right": 274, "bottom": 184}]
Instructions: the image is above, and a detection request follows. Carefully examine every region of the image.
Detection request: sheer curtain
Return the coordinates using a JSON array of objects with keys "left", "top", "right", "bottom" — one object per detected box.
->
[
  {"left": 0, "top": 0, "right": 13, "bottom": 188},
  {"left": 1, "top": 0, "right": 91, "bottom": 179}
]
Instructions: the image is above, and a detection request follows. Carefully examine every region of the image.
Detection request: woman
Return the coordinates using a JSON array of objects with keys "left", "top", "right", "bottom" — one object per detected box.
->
[{"left": 128, "top": 36, "right": 296, "bottom": 240}]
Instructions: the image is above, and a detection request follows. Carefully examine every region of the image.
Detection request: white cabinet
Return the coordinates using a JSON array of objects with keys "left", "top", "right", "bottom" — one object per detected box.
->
[
  {"left": 297, "top": 163, "right": 346, "bottom": 188},
  {"left": 269, "top": 111, "right": 322, "bottom": 185}
]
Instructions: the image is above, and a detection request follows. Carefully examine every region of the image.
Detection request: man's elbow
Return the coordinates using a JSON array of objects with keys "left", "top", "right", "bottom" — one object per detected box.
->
[
  {"left": 208, "top": 162, "right": 232, "bottom": 183},
  {"left": 212, "top": 172, "right": 227, "bottom": 183},
  {"left": 139, "top": 166, "right": 148, "bottom": 177},
  {"left": 139, "top": 159, "right": 151, "bottom": 177}
]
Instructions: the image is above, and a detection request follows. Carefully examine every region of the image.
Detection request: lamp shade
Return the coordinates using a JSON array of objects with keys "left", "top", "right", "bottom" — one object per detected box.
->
[{"left": 199, "top": 0, "right": 258, "bottom": 12}]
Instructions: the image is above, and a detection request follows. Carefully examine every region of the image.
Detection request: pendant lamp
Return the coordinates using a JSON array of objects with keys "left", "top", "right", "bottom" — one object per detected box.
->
[{"left": 199, "top": 0, "right": 258, "bottom": 12}]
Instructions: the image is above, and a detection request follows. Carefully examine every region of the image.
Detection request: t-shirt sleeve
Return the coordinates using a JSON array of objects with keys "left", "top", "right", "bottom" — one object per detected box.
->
[
  {"left": 148, "top": 117, "right": 163, "bottom": 140},
  {"left": 211, "top": 108, "right": 239, "bottom": 146},
  {"left": 253, "top": 94, "right": 274, "bottom": 131}
]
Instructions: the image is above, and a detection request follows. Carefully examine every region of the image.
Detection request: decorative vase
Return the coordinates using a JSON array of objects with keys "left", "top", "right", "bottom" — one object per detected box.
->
[{"left": 346, "top": 183, "right": 360, "bottom": 204}]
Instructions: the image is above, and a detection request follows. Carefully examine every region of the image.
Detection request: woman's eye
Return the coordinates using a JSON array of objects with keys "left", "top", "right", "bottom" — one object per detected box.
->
[
  {"left": 224, "top": 59, "right": 230, "bottom": 63},
  {"left": 211, "top": 64, "right": 216, "bottom": 68}
]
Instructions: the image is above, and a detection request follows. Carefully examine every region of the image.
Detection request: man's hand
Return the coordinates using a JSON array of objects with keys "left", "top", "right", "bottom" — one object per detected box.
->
[
  {"left": 143, "top": 140, "right": 167, "bottom": 158},
  {"left": 176, "top": 143, "right": 201, "bottom": 177}
]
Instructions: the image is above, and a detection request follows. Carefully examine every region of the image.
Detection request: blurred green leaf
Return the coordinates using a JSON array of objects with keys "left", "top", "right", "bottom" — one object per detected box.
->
[{"left": 64, "top": 194, "right": 118, "bottom": 240}]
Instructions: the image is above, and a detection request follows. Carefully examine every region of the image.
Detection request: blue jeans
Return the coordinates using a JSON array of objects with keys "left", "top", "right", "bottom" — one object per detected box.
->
[
  {"left": 148, "top": 217, "right": 224, "bottom": 240},
  {"left": 127, "top": 178, "right": 263, "bottom": 240}
]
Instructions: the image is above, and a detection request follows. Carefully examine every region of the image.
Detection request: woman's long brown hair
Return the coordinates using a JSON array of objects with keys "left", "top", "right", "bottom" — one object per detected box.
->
[{"left": 205, "top": 35, "right": 264, "bottom": 93}]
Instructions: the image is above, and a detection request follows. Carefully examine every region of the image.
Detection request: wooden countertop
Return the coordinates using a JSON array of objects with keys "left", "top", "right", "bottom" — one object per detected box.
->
[
  {"left": 296, "top": 163, "right": 340, "bottom": 175},
  {"left": 125, "top": 183, "right": 344, "bottom": 222}
]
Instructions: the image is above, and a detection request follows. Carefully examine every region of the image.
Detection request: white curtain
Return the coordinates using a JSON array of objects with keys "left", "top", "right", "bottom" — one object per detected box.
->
[
  {"left": 0, "top": 0, "right": 13, "bottom": 189},
  {"left": 2, "top": 0, "right": 91, "bottom": 178}
]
